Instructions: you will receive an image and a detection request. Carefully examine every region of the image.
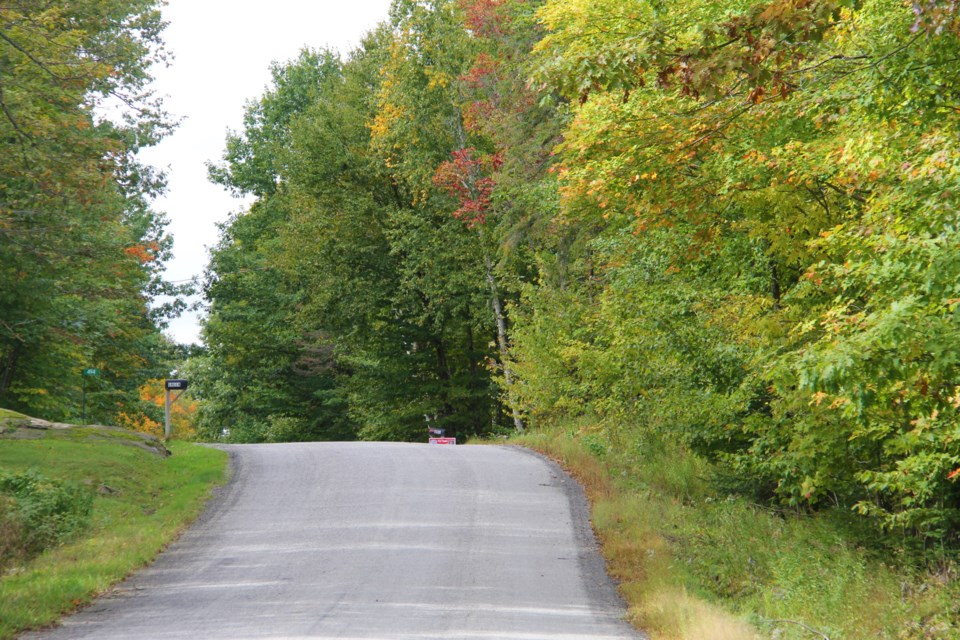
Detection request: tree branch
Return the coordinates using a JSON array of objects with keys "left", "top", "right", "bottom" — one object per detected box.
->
[{"left": 0, "top": 28, "right": 62, "bottom": 80}]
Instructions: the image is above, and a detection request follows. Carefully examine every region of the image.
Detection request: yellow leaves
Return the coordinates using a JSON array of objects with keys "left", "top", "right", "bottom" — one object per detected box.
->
[
  {"left": 909, "top": 408, "right": 941, "bottom": 433},
  {"left": 369, "top": 102, "right": 406, "bottom": 141},
  {"left": 948, "top": 387, "right": 960, "bottom": 409},
  {"left": 630, "top": 172, "right": 658, "bottom": 183},
  {"left": 425, "top": 68, "right": 450, "bottom": 90}
]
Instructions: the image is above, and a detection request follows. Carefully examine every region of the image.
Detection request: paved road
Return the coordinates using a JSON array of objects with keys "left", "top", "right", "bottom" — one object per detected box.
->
[{"left": 24, "top": 442, "right": 642, "bottom": 639}]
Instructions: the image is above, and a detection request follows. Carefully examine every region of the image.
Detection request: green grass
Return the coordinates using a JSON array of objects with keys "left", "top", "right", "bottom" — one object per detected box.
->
[
  {"left": 0, "top": 409, "right": 27, "bottom": 419},
  {"left": 514, "top": 428, "right": 960, "bottom": 640},
  {"left": 0, "top": 431, "right": 228, "bottom": 639}
]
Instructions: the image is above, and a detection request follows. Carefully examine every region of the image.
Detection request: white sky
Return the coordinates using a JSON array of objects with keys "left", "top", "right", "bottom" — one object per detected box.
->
[{"left": 139, "top": 0, "right": 393, "bottom": 345}]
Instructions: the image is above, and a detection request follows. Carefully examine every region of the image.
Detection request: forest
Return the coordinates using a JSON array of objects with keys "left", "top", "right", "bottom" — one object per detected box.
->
[
  {"left": 194, "top": 0, "right": 960, "bottom": 546},
  {"left": 4, "top": 0, "right": 960, "bottom": 576}
]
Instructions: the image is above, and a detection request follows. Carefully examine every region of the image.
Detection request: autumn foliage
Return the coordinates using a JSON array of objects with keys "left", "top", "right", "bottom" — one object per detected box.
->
[
  {"left": 201, "top": 0, "right": 960, "bottom": 556},
  {"left": 117, "top": 379, "right": 197, "bottom": 440},
  {"left": 432, "top": 148, "right": 503, "bottom": 227}
]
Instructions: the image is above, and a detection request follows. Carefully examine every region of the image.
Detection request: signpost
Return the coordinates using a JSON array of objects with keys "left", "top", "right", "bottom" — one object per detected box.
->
[
  {"left": 164, "top": 379, "right": 188, "bottom": 440},
  {"left": 427, "top": 426, "right": 455, "bottom": 445},
  {"left": 81, "top": 368, "right": 100, "bottom": 424}
]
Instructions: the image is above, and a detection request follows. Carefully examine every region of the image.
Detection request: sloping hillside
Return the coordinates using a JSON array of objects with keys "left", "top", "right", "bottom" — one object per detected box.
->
[{"left": 0, "top": 410, "right": 228, "bottom": 639}]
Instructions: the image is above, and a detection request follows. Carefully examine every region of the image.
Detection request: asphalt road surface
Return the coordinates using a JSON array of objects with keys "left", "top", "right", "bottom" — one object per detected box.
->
[{"left": 24, "top": 442, "right": 642, "bottom": 639}]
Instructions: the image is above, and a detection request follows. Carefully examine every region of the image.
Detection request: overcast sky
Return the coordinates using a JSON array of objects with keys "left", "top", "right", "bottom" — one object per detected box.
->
[{"left": 138, "top": 0, "right": 393, "bottom": 345}]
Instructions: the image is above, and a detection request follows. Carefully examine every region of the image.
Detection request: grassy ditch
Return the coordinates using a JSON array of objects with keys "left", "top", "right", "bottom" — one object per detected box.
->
[
  {"left": 0, "top": 420, "right": 228, "bottom": 639},
  {"left": 514, "top": 428, "right": 960, "bottom": 640}
]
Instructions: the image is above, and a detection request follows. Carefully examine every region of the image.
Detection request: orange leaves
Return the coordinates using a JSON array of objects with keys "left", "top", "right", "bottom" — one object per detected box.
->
[
  {"left": 802, "top": 268, "right": 824, "bottom": 286},
  {"left": 116, "top": 379, "right": 198, "bottom": 439},
  {"left": 123, "top": 241, "right": 160, "bottom": 264}
]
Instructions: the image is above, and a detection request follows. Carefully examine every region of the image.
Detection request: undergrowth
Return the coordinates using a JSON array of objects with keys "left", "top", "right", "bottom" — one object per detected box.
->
[
  {"left": 0, "top": 470, "right": 93, "bottom": 569},
  {"left": 515, "top": 424, "right": 960, "bottom": 640}
]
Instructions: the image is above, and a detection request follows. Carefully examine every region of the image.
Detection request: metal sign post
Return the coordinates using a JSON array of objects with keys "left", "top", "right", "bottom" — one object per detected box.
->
[
  {"left": 164, "top": 379, "right": 188, "bottom": 441},
  {"left": 81, "top": 368, "right": 100, "bottom": 424}
]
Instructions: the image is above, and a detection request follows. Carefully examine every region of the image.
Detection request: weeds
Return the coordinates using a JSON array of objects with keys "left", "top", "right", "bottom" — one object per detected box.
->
[
  {"left": 515, "top": 427, "right": 960, "bottom": 640},
  {"left": 0, "top": 470, "right": 93, "bottom": 565}
]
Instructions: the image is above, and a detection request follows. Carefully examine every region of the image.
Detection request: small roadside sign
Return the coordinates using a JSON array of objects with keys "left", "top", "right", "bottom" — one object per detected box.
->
[
  {"left": 429, "top": 437, "right": 457, "bottom": 445},
  {"left": 82, "top": 368, "right": 100, "bottom": 377},
  {"left": 165, "top": 379, "right": 188, "bottom": 390}
]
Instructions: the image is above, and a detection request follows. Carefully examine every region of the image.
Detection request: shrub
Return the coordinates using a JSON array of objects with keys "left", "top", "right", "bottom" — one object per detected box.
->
[{"left": 0, "top": 469, "right": 93, "bottom": 566}]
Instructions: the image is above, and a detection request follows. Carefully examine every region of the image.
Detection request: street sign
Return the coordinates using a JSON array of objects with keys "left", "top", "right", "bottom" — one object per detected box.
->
[
  {"left": 428, "top": 427, "right": 446, "bottom": 436},
  {"left": 429, "top": 437, "right": 457, "bottom": 445},
  {"left": 165, "top": 379, "right": 188, "bottom": 390},
  {"left": 81, "top": 368, "right": 100, "bottom": 423}
]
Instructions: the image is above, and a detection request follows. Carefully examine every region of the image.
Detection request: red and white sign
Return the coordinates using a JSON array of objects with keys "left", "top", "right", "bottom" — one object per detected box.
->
[{"left": 429, "top": 437, "right": 457, "bottom": 445}]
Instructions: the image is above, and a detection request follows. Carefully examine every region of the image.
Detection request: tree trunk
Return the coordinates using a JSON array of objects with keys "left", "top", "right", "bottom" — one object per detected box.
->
[
  {"left": 483, "top": 250, "right": 525, "bottom": 433},
  {"left": 0, "top": 342, "right": 23, "bottom": 404}
]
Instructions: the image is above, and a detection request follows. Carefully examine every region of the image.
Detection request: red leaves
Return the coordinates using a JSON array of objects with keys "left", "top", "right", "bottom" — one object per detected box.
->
[
  {"left": 459, "top": 0, "right": 510, "bottom": 38},
  {"left": 462, "top": 99, "right": 496, "bottom": 134},
  {"left": 462, "top": 53, "right": 500, "bottom": 89},
  {"left": 433, "top": 147, "right": 503, "bottom": 228}
]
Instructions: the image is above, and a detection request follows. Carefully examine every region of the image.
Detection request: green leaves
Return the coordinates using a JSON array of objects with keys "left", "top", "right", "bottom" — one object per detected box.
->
[
  {"left": 0, "top": 0, "right": 182, "bottom": 424},
  {"left": 512, "top": 0, "right": 960, "bottom": 539},
  {"left": 190, "top": 0, "right": 960, "bottom": 540}
]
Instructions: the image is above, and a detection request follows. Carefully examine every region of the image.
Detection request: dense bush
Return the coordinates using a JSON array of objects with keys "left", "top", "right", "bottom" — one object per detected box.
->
[{"left": 0, "top": 469, "right": 93, "bottom": 567}]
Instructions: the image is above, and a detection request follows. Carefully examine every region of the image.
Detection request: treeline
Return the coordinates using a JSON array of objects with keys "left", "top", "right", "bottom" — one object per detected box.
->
[
  {"left": 0, "top": 1, "right": 185, "bottom": 425},
  {"left": 198, "top": 0, "right": 960, "bottom": 541}
]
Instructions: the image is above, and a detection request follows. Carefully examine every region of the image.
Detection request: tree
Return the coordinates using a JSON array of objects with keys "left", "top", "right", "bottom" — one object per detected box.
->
[
  {"left": 527, "top": 0, "right": 960, "bottom": 538},
  {"left": 0, "top": 0, "right": 184, "bottom": 423},
  {"left": 199, "top": 49, "right": 357, "bottom": 442}
]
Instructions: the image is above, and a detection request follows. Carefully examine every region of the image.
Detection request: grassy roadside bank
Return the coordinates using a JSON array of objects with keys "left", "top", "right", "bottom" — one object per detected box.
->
[
  {"left": 0, "top": 416, "right": 228, "bottom": 640},
  {"left": 513, "top": 428, "right": 960, "bottom": 640}
]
